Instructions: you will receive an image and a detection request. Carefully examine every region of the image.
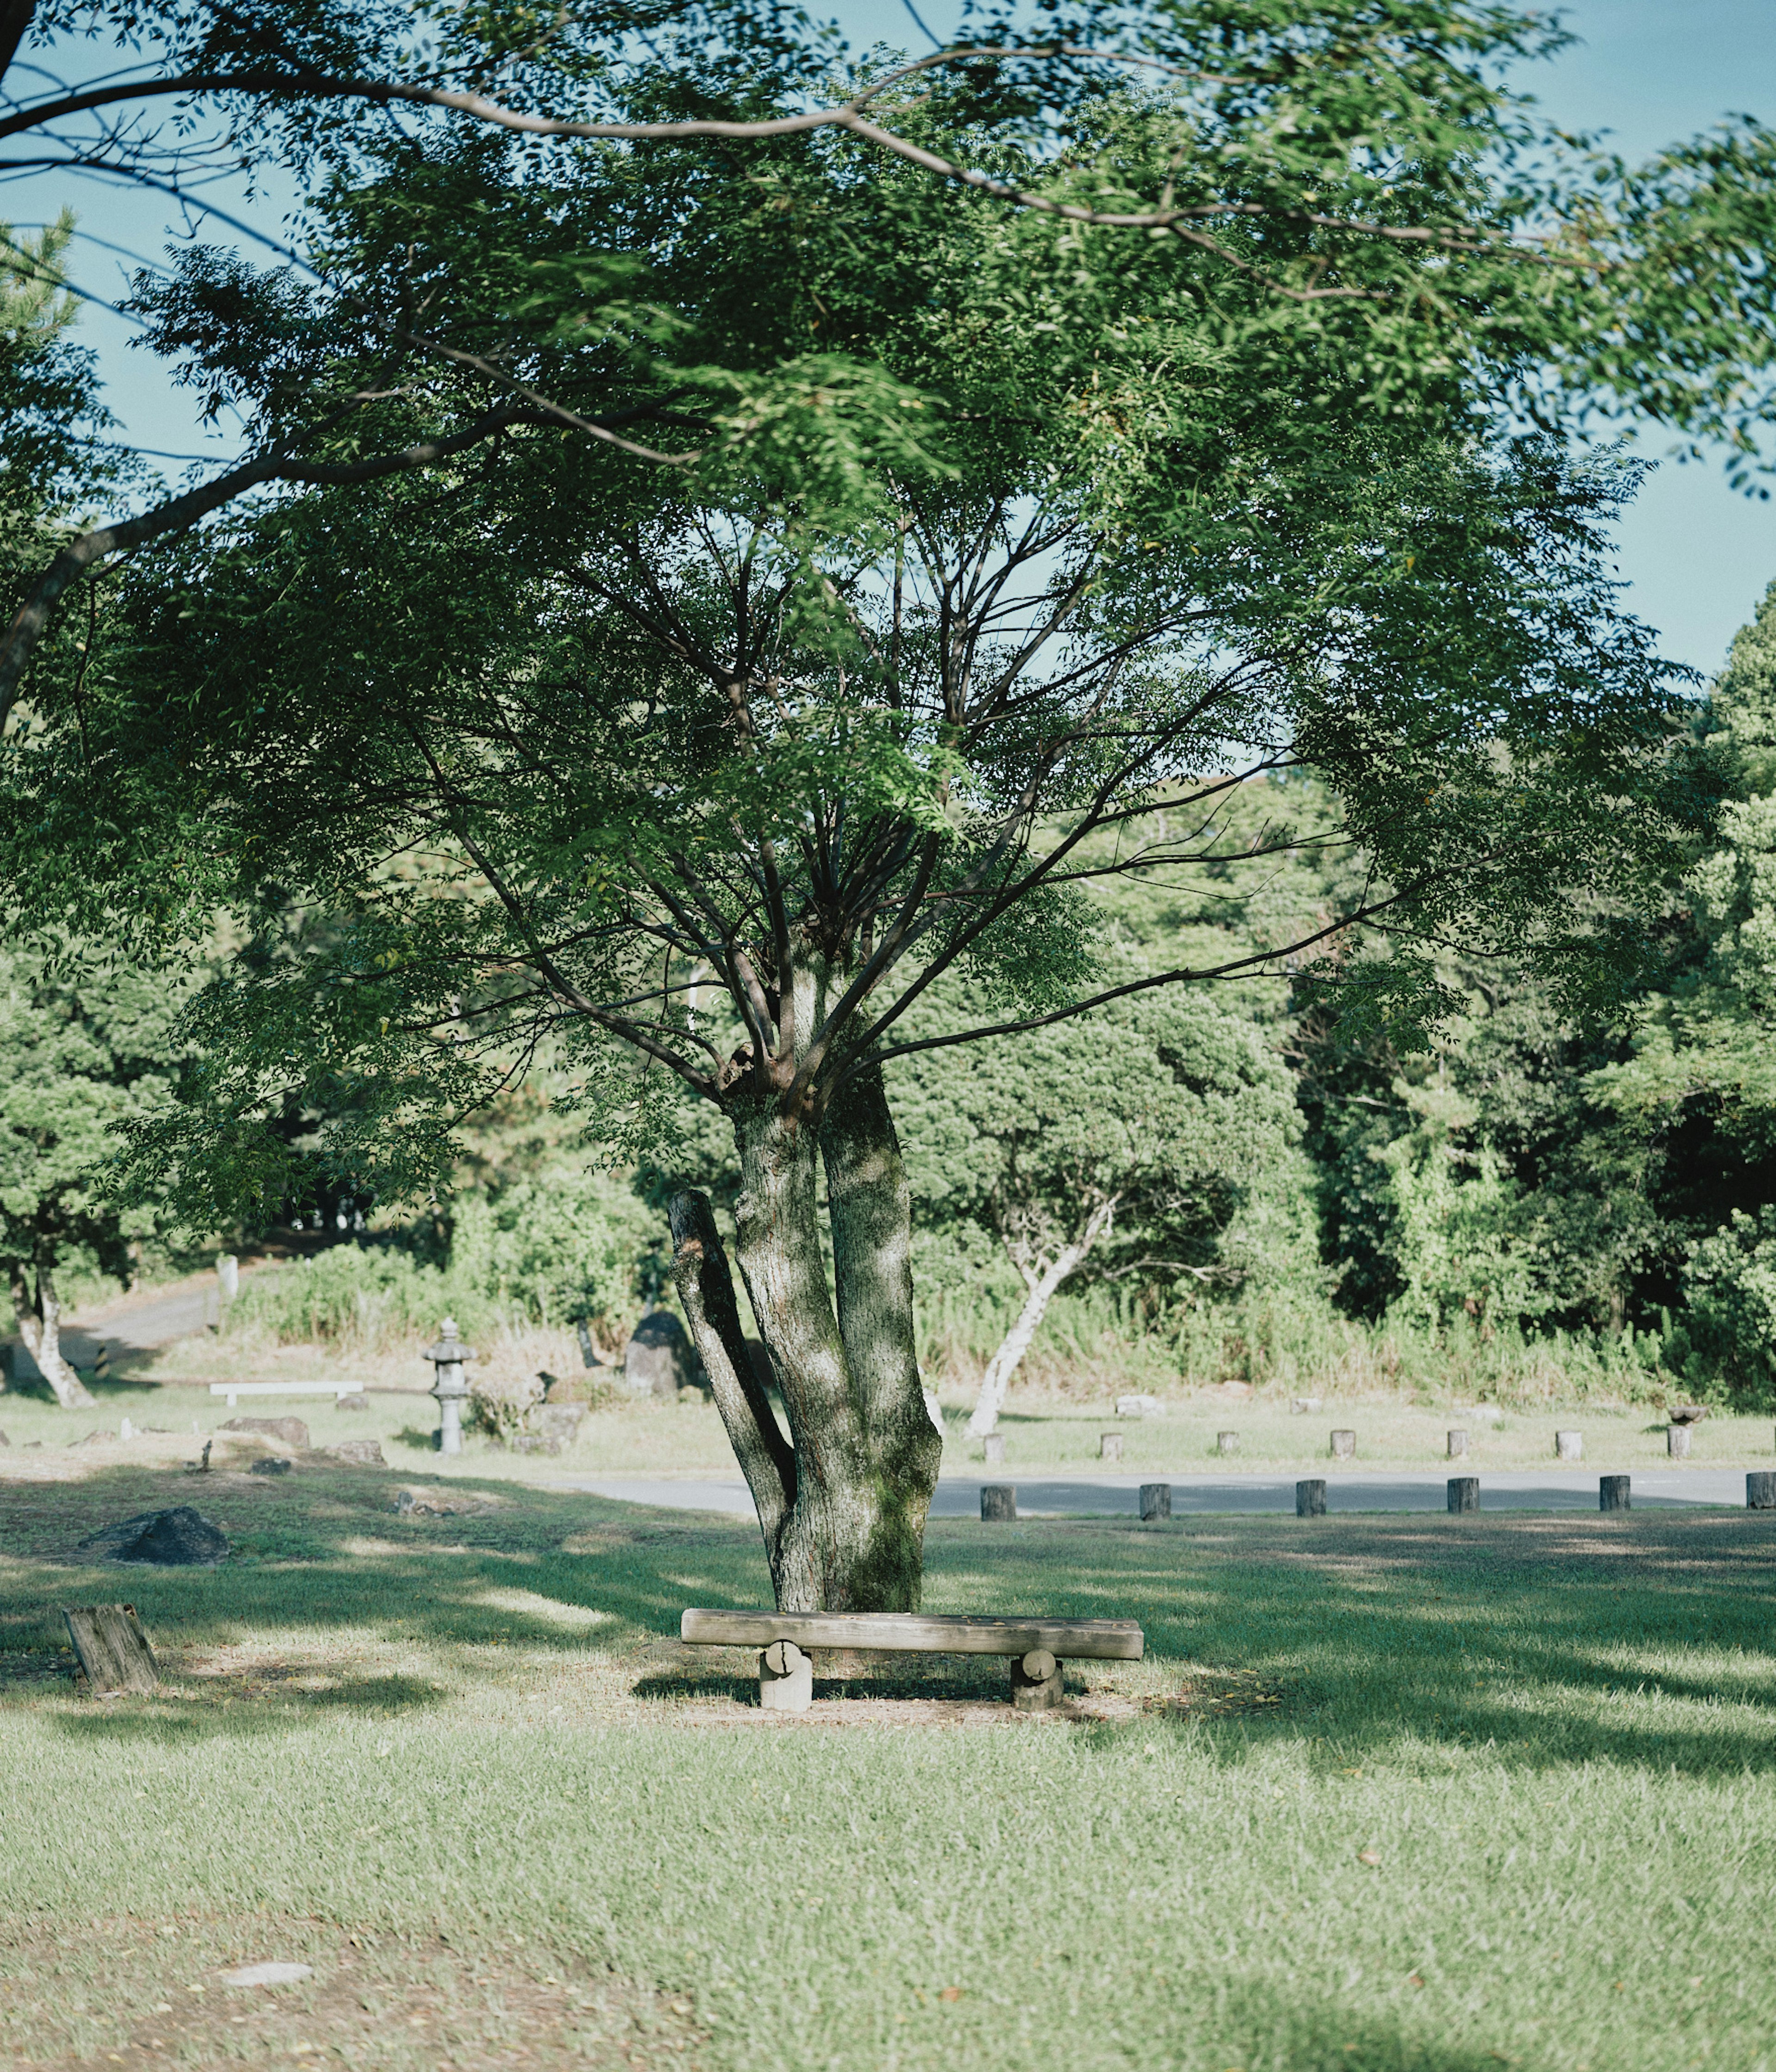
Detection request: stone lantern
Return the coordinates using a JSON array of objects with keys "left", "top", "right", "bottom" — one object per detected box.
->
[{"left": 425, "top": 1317, "right": 473, "bottom": 1455}]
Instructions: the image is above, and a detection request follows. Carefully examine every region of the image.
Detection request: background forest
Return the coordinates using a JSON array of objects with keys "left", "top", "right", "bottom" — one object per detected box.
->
[{"left": 26, "top": 574, "right": 1776, "bottom": 1415}]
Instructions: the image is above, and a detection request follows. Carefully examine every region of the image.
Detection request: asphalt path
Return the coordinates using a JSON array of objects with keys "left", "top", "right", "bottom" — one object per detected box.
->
[{"left": 565, "top": 1469, "right": 1759, "bottom": 1515}]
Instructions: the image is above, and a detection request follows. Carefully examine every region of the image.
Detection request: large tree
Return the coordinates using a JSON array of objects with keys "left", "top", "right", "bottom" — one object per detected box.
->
[{"left": 1, "top": 59, "right": 1719, "bottom": 1608}]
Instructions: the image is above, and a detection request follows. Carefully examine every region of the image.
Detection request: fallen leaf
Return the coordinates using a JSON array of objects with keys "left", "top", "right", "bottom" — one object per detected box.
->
[
  {"left": 1407, "top": 1973, "right": 1424, "bottom": 1989},
  {"left": 939, "top": 1986, "right": 963, "bottom": 2003},
  {"left": 1358, "top": 1850, "right": 1382, "bottom": 1867}
]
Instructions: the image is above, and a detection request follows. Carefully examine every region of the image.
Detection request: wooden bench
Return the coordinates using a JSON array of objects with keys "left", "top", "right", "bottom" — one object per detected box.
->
[
  {"left": 209, "top": 1381, "right": 364, "bottom": 1409},
  {"left": 679, "top": 1608, "right": 1144, "bottom": 1713}
]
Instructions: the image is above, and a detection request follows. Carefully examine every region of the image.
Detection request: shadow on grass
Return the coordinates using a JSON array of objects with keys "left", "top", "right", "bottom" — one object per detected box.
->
[
  {"left": 3, "top": 1459, "right": 1776, "bottom": 1770},
  {"left": 1213, "top": 1980, "right": 1544, "bottom": 2072}
]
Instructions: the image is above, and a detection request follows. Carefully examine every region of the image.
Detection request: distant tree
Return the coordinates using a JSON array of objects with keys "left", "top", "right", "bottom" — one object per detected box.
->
[
  {"left": 0, "top": 950, "right": 187, "bottom": 1404},
  {"left": 894, "top": 992, "right": 1302, "bottom": 1433}
]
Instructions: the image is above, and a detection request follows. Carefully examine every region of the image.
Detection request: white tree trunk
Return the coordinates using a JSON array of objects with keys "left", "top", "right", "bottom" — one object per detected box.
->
[
  {"left": 10, "top": 1261, "right": 95, "bottom": 1408},
  {"left": 967, "top": 1196, "right": 1118, "bottom": 1438}
]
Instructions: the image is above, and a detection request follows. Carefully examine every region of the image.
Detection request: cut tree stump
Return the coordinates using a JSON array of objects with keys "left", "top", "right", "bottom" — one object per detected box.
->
[
  {"left": 1556, "top": 1430, "right": 1582, "bottom": 1462},
  {"left": 1010, "top": 1647, "right": 1062, "bottom": 1712},
  {"left": 64, "top": 1605, "right": 158, "bottom": 1695},
  {"left": 1600, "top": 1475, "right": 1631, "bottom": 1512},
  {"left": 1330, "top": 1429, "right": 1356, "bottom": 1460},
  {"left": 758, "top": 1638, "right": 813, "bottom": 1713},
  {"left": 1099, "top": 1432, "right": 1123, "bottom": 1463},
  {"left": 980, "top": 1484, "right": 1017, "bottom": 1522},
  {"left": 1667, "top": 1425, "right": 1691, "bottom": 1459},
  {"left": 1139, "top": 1483, "right": 1171, "bottom": 1522},
  {"left": 1747, "top": 1472, "right": 1776, "bottom": 1510},
  {"left": 1216, "top": 1431, "right": 1237, "bottom": 1456},
  {"left": 1296, "top": 1478, "right": 1327, "bottom": 1518},
  {"left": 983, "top": 1433, "right": 1005, "bottom": 1466},
  {"left": 1448, "top": 1429, "right": 1468, "bottom": 1459},
  {"left": 1447, "top": 1476, "right": 1479, "bottom": 1514}
]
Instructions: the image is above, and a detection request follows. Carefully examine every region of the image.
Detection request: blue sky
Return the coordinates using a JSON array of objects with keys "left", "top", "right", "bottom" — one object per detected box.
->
[{"left": 6, "top": 1, "right": 1775, "bottom": 677}]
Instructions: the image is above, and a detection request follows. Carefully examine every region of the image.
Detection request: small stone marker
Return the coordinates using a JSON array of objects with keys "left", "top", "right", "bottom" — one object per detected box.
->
[
  {"left": 223, "top": 1415, "right": 310, "bottom": 1449},
  {"left": 1116, "top": 1393, "right": 1163, "bottom": 1419},
  {"left": 216, "top": 1254, "right": 240, "bottom": 1302},
  {"left": 980, "top": 1484, "right": 1017, "bottom": 1521},
  {"left": 1447, "top": 1476, "right": 1479, "bottom": 1514},
  {"left": 1330, "top": 1429, "right": 1356, "bottom": 1460},
  {"left": 1296, "top": 1478, "right": 1327, "bottom": 1518},
  {"left": 536, "top": 1402, "right": 587, "bottom": 1450},
  {"left": 1667, "top": 1424, "right": 1691, "bottom": 1459},
  {"left": 1600, "top": 1474, "right": 1630, "bottom": 1512},
  {"left": 1747, "top": 1472, "right": 1776, "bottom": 1510},
  {"left": 320, "top": 1440, "right": 385, "bottom": 1466},
  {"left": 758, "top": 1638, "right": 812, "bottom": 1713},
  {"left": 218, "top": 1962, "right": 312, "bottom": 1988},
  {"left": 1216, "top": 1431, "right": 1237, "bottom": 1456},
  {"left": 1447, "top": 1429, "right": 1468, "bottom": 1458},
  {"left": 1139, "top": 1482, "right": 1172, "bottom": 1522},
  {"left": 1010, "top": 1647, "right": 1062, "bottom": 1712},
  {"left": 1556, "top": 1430, "right": 1582, "bottom": 1462},
  {"left": 1290, "top": 1397, "right": 1322, "bottom": 1415},
  {"left": 119, "top": 1415, "right": 134, "bottom": 1441},
  {"left": 624, "top": 1311, "right": 699, "bottom": 1401},
  {"left": 1099, "top": 1432, "right": 1123, "bottom": 1463},
  {"left": 983, "top": 1432, "right": 1005, "bottom": 1466},
  {"left": 63, "top": 1605, "right": 158, "bottom": 1695}
]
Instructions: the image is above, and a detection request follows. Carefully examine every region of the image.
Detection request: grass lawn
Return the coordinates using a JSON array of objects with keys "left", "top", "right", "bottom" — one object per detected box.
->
[
  {"left": 5, "top": 1369, "right": 1775, "bottom": 1485},
  {"left": 3, "top": 1443, "right": 1775, "bottom": 2071}
]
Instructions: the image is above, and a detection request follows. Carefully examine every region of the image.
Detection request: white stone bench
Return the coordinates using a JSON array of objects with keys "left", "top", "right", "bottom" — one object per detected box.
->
[
  {"left": 209, "top": 1382, "right": 364, "bottom": 1409},
  {"left": 679, "top": 1608, "right": 1144, "bottom": 1713}
]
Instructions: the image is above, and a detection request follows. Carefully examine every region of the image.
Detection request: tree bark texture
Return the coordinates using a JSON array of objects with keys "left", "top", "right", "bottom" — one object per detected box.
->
[
  {"left": 9, "top": 1258, "right": 94, "bottom": 1407},
  {"left": 968, "top": 1194, "right": 1118, "bottom": 1437},
  {"left": 672, "top": 1079, "right": 940, "bottom": 1614}
]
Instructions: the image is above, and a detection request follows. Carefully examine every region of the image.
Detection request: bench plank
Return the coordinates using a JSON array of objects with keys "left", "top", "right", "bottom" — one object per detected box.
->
[{"left": 680, "top": 1609, "right": 1143, "bottom": 1660}]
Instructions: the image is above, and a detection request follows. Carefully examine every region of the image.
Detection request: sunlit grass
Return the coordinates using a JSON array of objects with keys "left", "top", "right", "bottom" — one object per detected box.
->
[{"left": 4, "top": 1448, "right": 1776, "bottom": 2069}]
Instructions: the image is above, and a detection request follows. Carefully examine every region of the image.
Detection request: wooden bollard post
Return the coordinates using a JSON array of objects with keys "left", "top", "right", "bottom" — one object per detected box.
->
[
  {"left": 1748, "top": 1472, "right": 1776, "bottom": 1510},
  {"left": 1330, "top": 1429, "right": 1355, "bottom": 1460},
  {"left": 983, "top": 1432, "right": 1005, "bottom": 1466},
  {"left": 1600, "top": 1475, "right": 1630, "bottom": 1512},
  {"left": 1296, "top": 1478, "right": 1327, "bottom": 1518},
  {"left": 1139, "top": 1482, "right": 1172, "bottom": 1522},
  {"left": 1100, "top": 1432, "right": 1123, "bottom": 1463},
  {"left": 1447, "top": 1429, "right": 1468, "bottom": 1459},
  {"left": 758, "top": 1638, "right": 813, "bottom": 1713},
  {"left": 1217, "top": 1431, "right": 1237, "bottom": 1456},
  {"left": 1447, "top": 1476, "right": 1479, "bottom": 1514},
  {"left": 1667, "top": 1424, "right": 1690, "bottom": 1459},
  {"left": 1009, "top": 1647, "right": 1063, "bottom": 1712},
  {"left": 1556, "top": 1430, "right": 1582, "bottom": 1462},
  {"left": 980, "top": 1484, "right": 1017, "bottom": 1522}
]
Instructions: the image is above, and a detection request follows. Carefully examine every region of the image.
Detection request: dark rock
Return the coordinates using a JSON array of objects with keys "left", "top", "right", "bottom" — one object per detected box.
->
[
  {"left": 222, "top": 1415, "right": 309, "bottom": 1449},
  {"left": 623, "top": 1311, "right": 700, "bottom": 1402},
  {"left": 320, "top": 1439, "right": 385, "bottom": 1466},
  {"left": 248, "top": 1456, "right": 293, "bottom": 1476},
  {"left": 24, "top": 1439, "right": 40, "bottom": 1450},
  {"left": 336, "top": 1392, "right": 370, "bottom": 1412},
  {"left": 80, "top": 1506, "right": 230, "bottom": 1567},
  {"left": 68, "top": 1431, "right": 107, "bottom": 1448},
  {"left": 392, "top": 1485, "right": 495, "bottom": 1517}
]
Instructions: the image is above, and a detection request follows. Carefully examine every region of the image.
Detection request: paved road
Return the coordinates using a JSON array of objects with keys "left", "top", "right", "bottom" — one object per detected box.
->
[{"left": 564, "top": 1469, "right": 1760, "bottom": 1515}]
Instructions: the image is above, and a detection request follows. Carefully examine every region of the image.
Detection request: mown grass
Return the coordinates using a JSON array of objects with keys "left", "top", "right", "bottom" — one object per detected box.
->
[
  {"left": 6, "top": 1369, "right": 1773, "bottom": 1486},
  {"left": 3, "top": 1447, "right": 1776, "bottom": 2071}
]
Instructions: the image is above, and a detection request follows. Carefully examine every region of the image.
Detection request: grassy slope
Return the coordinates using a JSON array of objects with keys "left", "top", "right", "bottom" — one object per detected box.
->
[{"left": 2, "top": 1452, "right": 1775, "bottom": 2071}]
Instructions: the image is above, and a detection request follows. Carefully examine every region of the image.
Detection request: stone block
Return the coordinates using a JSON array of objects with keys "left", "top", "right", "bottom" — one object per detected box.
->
[
  {"left": 624, "top": 1311, "right": 700, "bottom": 1401},
  {"left": 222, "top": 1415, "right": 309, "bottom": 1450}
]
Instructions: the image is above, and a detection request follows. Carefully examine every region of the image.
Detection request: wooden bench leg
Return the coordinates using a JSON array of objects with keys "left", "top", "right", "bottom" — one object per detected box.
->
[
  {"left": 1010, "top": 1648, "right": 1062, "bottom": 1712},
  {"left": 758, "top": 1640, "right": 813, "bottom": 1712}
]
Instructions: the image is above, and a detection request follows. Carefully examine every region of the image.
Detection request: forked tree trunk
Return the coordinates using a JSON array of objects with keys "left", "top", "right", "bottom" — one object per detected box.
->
[
  {"left": 967, "top": 1195, "right": 1119, "bottom": 1439},
  {"left": 668, "top": 1066, "right": 940, "bottom": 1612},
  {"left": 9, "top": 1257, "right": 96, "bottom": 1408}
]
